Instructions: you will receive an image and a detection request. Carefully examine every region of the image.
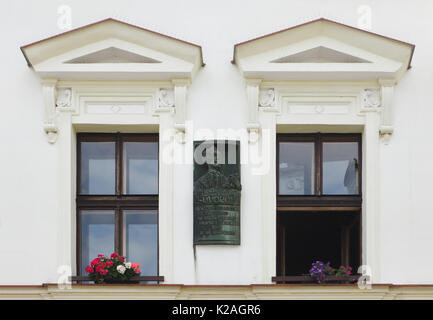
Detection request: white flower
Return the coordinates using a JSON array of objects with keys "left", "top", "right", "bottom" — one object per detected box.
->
[
  {"left": 125, "top": 262, "right": 132, "bottom": 269},
  {"left": 117, "top": 265, "right": 126, "bottom": 274}
]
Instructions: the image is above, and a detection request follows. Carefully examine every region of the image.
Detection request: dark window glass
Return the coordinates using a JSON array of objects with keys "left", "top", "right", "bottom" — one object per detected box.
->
[
  {"left": 323, "top": 142, "right": 359, "bottom": 195},
  {"left": 123, "top": 210, "right": 158, "bottom": 276},
  {"left": 276, "top": 134, "right": 362, "bottom": 282},
  {"left": 279, "top": 142, "right": 314, "bottom": 195},
  {"left": 76, "top": 133, "right": 159, "bottom": 279},
  {"left": 80, "top": 141, "right": 115, "bottom": 194},
  {"left": 80, "top": 210, "right": 115, "bottom": 275},
  {"left": 123, "top": 142, "right": 158, "bottom": 194}
]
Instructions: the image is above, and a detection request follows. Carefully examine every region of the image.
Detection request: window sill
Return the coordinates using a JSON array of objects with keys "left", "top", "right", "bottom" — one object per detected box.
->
[
  {"left": 272, "top": 275, "right": 361, "bottom": 284},
  {"left": 70, "top": 276, "right": 164, "bottom": 284}
]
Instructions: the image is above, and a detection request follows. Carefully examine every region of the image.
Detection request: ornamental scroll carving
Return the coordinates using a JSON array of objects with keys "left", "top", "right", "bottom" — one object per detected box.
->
[
  {"left": 158, "top": 89, "right": 175, "bottom": 108},
  {"left": 362, "top": 88, "right": 381, "bottom": 109},
  {"left": 259, "top": 89, "right": 276, "bottom": 107},
  {"left": 56, "top": 88, "right": 72, "bottom": 108}
]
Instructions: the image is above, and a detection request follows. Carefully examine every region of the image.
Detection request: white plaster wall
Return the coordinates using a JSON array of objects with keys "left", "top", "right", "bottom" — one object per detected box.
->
[{"left": 0, "top": 0, "right": 433, "bottom": 285}]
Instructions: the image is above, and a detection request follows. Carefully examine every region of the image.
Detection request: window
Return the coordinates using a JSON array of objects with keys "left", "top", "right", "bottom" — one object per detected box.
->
[
  {"left": 77, "top": 133, "right": 159, "bottom": 279},
  {"left": 276, "top": 133, "right": 361, "bottom": 279}
]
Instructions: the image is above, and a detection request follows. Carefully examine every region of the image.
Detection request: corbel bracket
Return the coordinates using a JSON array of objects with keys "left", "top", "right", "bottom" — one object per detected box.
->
[
  {"left": 41, "top": 79, "right": 58, "bottom": 144},
  {"left": 172, "top": 79, "right": 190, "bottom": 144},
  {"left": 245, "top": 79, "right": 262, "bottom": 143},
  {"left": 378, "top": 79, "right": 396, "bottom": 145}
]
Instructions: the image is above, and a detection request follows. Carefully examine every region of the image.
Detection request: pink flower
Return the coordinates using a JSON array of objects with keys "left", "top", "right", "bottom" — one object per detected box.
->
[
  {"left": 105, "top": 260, "right": 114, "bottom": 267},
  {"left": 135, "top": 268, "right": 141, "bottom": 274},
  {"left": 110, "top": 252, "right": 119, "bottom": 259},
  {"left": 97, "top": 254, "right": 105, "bottom": 258}
]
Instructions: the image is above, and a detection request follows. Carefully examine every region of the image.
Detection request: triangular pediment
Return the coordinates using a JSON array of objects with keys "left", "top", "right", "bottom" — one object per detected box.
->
[
  {"left": 21, "top": 18, "right": 203, "bottom": 80},
  {"left": 64, "top": 47, "right": 161, "bottom": 64},
  {"left": 270, "top": 46, "right": 371, "bottom": 63},
  {"left": 233, "top": 18, "right": 414, "bottom": 81}
]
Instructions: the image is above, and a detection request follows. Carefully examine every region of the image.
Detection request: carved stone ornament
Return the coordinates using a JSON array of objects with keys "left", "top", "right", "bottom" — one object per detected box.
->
[
  {"left": 259, "top": 89, "right": 276, "bottom": 107},
  {"left": 158, "top": 89, "right": 175, "bottom": 108},
  {"left": 193, "top": 140, "right": 241, "bottom": 245},
  {"left": 362, "top": 88, "right": 381, "bottom": 109},
  {"left": 43, "top": 122, "right": 58, "bottom": 144},
  {"left": 56, "top": 88, "right": 72, "bottom": 108}
]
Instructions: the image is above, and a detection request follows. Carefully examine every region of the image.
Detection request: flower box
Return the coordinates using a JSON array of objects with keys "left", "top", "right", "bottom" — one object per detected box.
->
[
  {"left": 69, "top": 275, "right": 164, "bottom": 284},
  {"left": 272, "top": 275, "right": 361, "bottom": 284},
  {"left": 78, "top": 252, "right": 163, "bottom": 284}
]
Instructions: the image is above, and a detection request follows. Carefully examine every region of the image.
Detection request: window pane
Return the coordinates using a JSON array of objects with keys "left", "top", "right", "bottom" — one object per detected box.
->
[
  {"left": 80, "top": 210, "right": 115, "bottom": 275},
  {"left": 80, "top": 141, "right": 115, "bottom": 194},
  {"left": 323, "top": 142, "right": 359, "bottom": 195},
  {"left": 279, "top": 142, "right": 315, "bottom": 195},
  {"left": 123, "top": 210, "right": 158, "bottom": 277},
  {"left": 123, "top": 142, "right": 158, "bottom": 194}
]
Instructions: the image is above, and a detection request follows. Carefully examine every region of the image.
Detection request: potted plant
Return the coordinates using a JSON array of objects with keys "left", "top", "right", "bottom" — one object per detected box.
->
[
  {"left": 309, "top": 261, "right": 355, "bottom": 284},
  {"left": 84, "top": 252, "right": 141, "bottom": 284}
]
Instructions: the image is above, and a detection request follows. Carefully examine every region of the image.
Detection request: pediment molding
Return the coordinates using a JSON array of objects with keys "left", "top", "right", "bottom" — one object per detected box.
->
[
  {"left": 233, "top": 18, "right": 414, "bottom": 81},
  {"left": 21, "top": 18, "right": 204, "bottom": 80}
]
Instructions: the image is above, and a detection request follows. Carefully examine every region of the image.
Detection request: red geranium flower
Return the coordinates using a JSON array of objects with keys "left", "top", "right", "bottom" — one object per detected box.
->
[
  {"left": 90, "top": 258, "right": 100, "bottom": 266},
  {"left": 95, "top": 264, "right": 104, "bottom": 273},
  {"left": 110, "top": 252, "right": 119, "bottom": 259},
  {"left": 85, "top": 266, "right": 94, "bottom": 273}
]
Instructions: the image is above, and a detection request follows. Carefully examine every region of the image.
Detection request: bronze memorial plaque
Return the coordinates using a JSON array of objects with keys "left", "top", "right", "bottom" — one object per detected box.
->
[{"left": 193, "top": 140, "right": 241, "bottom": 245}]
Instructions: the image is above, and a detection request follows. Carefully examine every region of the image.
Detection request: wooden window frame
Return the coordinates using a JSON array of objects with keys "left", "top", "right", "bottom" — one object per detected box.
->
[
  {"left": 276, "top": 133, "right": 363, "bottom": 282},
  {"left": 277, "top": 133, "right": 362, "bottom": 209},
  {"left": 76, "top": 132, "right": 159, "bottom": 277}
]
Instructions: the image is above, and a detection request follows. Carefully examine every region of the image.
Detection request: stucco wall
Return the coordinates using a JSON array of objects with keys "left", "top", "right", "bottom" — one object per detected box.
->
[{"left": 0, "top": 0, "right": 432, "bottom": 285}]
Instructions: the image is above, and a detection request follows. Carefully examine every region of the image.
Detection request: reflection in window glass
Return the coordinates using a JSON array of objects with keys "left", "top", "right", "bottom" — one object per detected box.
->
[
  {"left": 123, "top": 142, "right": 158, "bottom": 194},
  {"left": 81, "top": 142, "right": 115, "bottom": 194},
  {"left": 81, "top": 210, "right": 115, "bottom": 275},
  {"left": 123, "top": 210, "right": 158, "bottom": 278},
  {"left": 279, "top": 142, "right": 315, "bottom": 195},
  {"left": 323, "top": 142, "right": 359, "bottom": 195}
]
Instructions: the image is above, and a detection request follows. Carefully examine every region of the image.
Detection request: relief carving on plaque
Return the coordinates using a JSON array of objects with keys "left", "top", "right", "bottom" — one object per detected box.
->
[{"left": 193, "top": 140, "right": 241, "bottom": 245}]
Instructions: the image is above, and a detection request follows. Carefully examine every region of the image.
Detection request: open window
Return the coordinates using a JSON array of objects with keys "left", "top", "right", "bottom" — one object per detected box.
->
[{"left": 276, "top": 133, "right": 362, "bottom": 282}]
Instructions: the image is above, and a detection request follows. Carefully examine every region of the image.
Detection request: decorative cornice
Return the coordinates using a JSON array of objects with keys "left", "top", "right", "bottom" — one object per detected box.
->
[{"left": 2, "top": 284, "right": 433, "bottom": 300}]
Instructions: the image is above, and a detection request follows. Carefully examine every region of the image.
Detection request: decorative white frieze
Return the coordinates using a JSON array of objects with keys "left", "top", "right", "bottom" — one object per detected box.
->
[
  {"left": 158, "top": 88, "right": 175, "bottom": 109},
  {"left": 259, "top": 89, "right": 276, "bottom": 107},
  {"left": 288, "top": 104, "right": 349, "bottom": 114},
  {"left": 86, "top": 103, "right": 148, "bottom": 114},
  {"left": 362, "top": 88, "right": 381, "bottom": 109},
  {"left": 56, "top": 88, "right": 72, "bottom": 109}
]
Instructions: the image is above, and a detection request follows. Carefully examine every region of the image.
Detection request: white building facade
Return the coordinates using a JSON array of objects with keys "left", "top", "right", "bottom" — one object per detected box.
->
[{"left": 1, "top": 0, "right": 433, "bottom": 299}]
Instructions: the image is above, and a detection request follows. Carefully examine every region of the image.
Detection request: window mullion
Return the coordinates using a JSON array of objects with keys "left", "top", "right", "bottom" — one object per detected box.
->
[
  {"left": 115, "top": 206, "right": 121, "bottom": 255},
  {"left": 116, "top": 132, "right": 122, "bottom": 196},
  {"left": 315, "top": 133, "right": 322, "bottom": 196}
]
